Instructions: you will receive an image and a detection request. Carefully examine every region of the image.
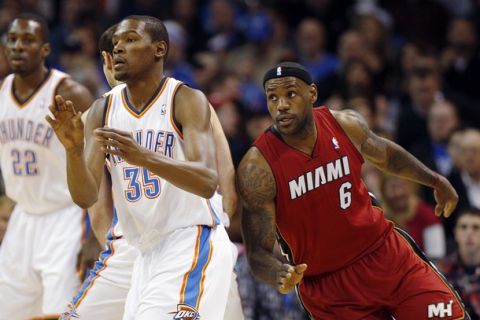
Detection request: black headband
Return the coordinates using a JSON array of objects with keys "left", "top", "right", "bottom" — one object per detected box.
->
[{"left": 263, "top": 64, "right": 313, "bottom": 88}]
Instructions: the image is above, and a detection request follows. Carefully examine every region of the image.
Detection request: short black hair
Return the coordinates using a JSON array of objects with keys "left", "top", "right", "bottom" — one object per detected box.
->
[
  {"left": 8, "top": 13, "right": 49, "bottom": 43},
  {"left": 99, "top": 24, "right": 117, "bottom": 58},
  {"left": 455, "top": 207, "right": 480, "bottom": 226},
  {"left": 123, "top": 15, "right": 169, "bottom": 59}
]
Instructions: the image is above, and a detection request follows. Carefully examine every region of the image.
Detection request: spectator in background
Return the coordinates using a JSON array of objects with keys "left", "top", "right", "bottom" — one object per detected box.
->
[
  {"left": 448, "top": 129, "right": 480, "bottom": 228},
  {"left": 204, "top": 0, "right": 244, "bottom": 53},
  {"left": 449, "top": 129, "right": 466, "bottom": 171},
  {"left": 381, "top": 175, "right": 446, "bottom": 259},
  {"left": 442, "top": 17, "right": 480, "bottom": 100},
  {"left": 439, "top": 208, "right": 480, "bottom": 319},
  {"left": 411, "top": 100, "right": 460, "bottom": 205},
  {"left": 236, "top": 246, "right": 309, "bottom": 320},
  {"left": 396, "top": 51, "right": 443, "bottom": 151},
  {"left": 296, "top": 18, "right": 339, "bottom": 101},
  {"left": 164, "top": 20, "right": 199, "bottom": 88}
]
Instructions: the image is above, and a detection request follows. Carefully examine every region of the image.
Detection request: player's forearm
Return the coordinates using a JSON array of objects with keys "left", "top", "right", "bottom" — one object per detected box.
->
[
  {"left": 211, "top": 106, "right": 238, "bottom": 216},
  {"left": 218, "top": 167, "right": 237, "bottom": 217},
  {"left": 382, "top": 141, "right": 438, "bottom": 188},
  {"left": 66, "top": 150, "right": 99, "bottom": 208},
  {"left": 140, "top": 151, "right": 218, "bottom": 198}
]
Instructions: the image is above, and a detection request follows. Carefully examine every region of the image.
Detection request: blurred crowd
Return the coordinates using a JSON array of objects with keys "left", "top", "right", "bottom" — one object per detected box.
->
[{"left": 0, "top": 0, "right": 479, "bottom": 319}]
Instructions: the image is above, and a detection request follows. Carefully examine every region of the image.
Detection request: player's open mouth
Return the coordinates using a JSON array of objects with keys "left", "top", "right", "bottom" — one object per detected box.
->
[{"left": 277, "top": 115, "right": 295, "bottom": 126}]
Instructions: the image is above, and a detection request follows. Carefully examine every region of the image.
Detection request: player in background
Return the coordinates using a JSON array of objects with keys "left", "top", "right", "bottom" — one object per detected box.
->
[
  {"left": 238, "top": 62, "right": 470, "bottom": 319},
  {"left": 63, "top": 24, "right": 244, "bottom": 320},
  {"left": 0, "top": 13, "right": 93, "bottom": 320},
  {"left": 49, "top": 16, "right": 233, "bottom": 319}
]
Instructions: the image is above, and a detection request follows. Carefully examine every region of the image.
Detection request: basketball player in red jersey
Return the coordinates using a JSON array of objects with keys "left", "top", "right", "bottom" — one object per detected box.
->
[{"left": 237, "top": 62, "right": 470, "bottom": 319}]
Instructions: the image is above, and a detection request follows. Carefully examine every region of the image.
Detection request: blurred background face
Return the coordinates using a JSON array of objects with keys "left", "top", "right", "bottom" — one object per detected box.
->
[
  {"left": 454, "top": 213, "right": 480, "bottom": 263},
  {"left": 448, "top": 131, "right": 465, "bottom": 170},
  {"left": 382, "top": 176, "right": 412, "bottom": 213},
  {"left": 297, "top": 18, "right": 325, "bottom": 58},
  {"left": 428, "top": 101, "right": 459, "bottom": 143},
  {"left": 338, "top": 31, "right": 366, "bottom": 64},
  {"left": 447, "top": 18, "right": 477, "bottom": 53},
  {"left": 5, "top": 19, "right": 47, "bottom": 76},
  {"left": 401, "top": 43, "right": 419, "bottom": 74},
  {"left": 354, "top": 14, "right": 385, "bottom": 49},
  {"left": 461, "top": 130, "right": 480, "bottom": 177},
  {"left": 408, "top": 56, "right": 440, "bottom": 109},
  {"left": 345, "top": 60, "right": 371, "bottom": 88}
]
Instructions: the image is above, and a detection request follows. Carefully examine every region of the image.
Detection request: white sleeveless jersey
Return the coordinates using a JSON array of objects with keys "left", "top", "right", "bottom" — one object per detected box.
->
[
  {"left": 0, "top": 69, "right": 74, "bottom": 214},
  {"left": 104, "top": 77, "right": 220, "bottom": 250}
]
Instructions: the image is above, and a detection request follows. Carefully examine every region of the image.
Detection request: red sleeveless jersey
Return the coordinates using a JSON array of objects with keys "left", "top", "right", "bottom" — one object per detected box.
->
[{"left": 253, "top": 107, "right": 392, "bottom": 276}]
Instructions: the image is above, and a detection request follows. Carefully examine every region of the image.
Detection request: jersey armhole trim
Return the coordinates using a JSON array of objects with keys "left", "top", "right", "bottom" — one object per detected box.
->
[
  {"left": 321, "top": 107, "right": 365, "bottom": 164},
  {"left": 170, "top": 82, "right": 185, "bottom": 140},
  {"left": 102, "top": 95, "right": 112, "bottom": 127}
]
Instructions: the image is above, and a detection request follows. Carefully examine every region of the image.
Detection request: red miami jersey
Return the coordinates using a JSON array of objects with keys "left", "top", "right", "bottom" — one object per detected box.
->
[{"left": 253, "top": 106, "right": 392, "bottom": 276}]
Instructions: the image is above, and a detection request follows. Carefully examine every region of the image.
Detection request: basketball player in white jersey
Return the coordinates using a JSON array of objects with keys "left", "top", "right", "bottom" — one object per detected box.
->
[
  {"left": 62, "top": 24, "right": 244, "bottom": 320},
  {"left": 0, "top": 14, "right": 93, "bottom": 320},
  {"left": 49, "top": 16, "right": 234, "bottom": 320}
]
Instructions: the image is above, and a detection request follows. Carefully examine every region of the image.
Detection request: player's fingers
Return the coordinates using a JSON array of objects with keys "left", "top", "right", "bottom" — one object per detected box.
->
[
  {"left": 295, "top": 264, "right": 308, "bottom": 274},
  {"left": 281, "top": 264, "right": 295, "bottom": 273},
  {"left": 99, "top": 139, "right": 121, "bottom": 148},
  {"left": 55, "top": 95, "right": 66, "bottom": 111},
  {"left": 95, "top": 129, "right": 131, "bottom": 143},
  {"left": 101, "top": 146, "right": 122, "bottom": 156},
  {"left": 443, "top": 202, "right": 454, "bottom": 218},
  {"left": 48, "top": 104, "right": 58, "bottom": 115},
  {"left": 434, "top": 203, "right": 443, "bottom": 217},
  {"left": 65, "top": 100, "right": 77, "bottom": 114},
  {"left": 98, "top": 127, "right": 132, "bottom": 137},
  {"left": 45, "top": 115, "right": 55, "bottom": 126}
]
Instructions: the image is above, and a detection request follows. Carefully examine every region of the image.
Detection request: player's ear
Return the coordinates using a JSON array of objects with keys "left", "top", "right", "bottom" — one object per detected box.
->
[
  {"left": 154, "top": 40, "right": 167, "bottom": 60},
  {"left": 102, "top": 51, "right": 114, "bottom": 71},
  {"left": 309, "top": 83, "right": 318, "bottom": 104},
  {"left": 41, "top": 43, "right": 51, "bottom": 59}
]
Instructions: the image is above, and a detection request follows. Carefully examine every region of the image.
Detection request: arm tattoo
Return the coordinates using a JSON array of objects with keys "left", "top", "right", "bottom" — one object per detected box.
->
[
  {"left": 237, "top": 162, "right": 276, "bottom": 211},
  {"left": 237, "top": 151, "right": 283, "bottom": 286}
]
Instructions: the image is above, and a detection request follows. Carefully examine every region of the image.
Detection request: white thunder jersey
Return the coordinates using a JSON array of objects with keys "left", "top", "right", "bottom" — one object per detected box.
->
[
  {"left": 0, "top": 69, "right": 72, "bottom": 214},
  {"left": 104, "top": 77, "right": 220, "bottom": 251}
]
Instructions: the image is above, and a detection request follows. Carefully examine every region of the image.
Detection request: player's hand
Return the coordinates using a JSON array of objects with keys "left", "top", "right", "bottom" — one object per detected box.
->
[
  {"left": 46, "top": 95, "right": 84, "bottom": 152},
  {"left": 433, "top": 175, "right": 458, "bottom": 218},
  {"left": 94, "top": 127, "right": 148, "bottom": 166},
  {"left": 276, "top": 263, "right": 307, "bottom": 294}
]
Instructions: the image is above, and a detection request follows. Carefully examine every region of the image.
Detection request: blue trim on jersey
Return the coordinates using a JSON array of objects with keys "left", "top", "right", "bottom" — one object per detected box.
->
[
  {"left": 71, "top": 238, "right": 115, "bottom": 306},
  {"left": 184, "top": 226, "right": 212, "bottom": 308},
  {"left": 105, "top": 208, "right": 119, "bottom": 241},
  {"left": 207, "top": 200, "right": 221, "bottom": 225}
]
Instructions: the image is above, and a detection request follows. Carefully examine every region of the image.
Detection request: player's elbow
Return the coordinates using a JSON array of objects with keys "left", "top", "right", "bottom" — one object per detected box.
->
[{"left": 200, "top": 169, "right": 218, "bottom": 198}]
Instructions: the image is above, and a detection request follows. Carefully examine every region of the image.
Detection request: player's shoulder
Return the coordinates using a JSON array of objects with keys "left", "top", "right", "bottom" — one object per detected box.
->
[
  {"left": 238, "top": 146, "right": 270, "bottom": 173},
  {"left": 102, "top": 83, "right": 126, "bottom": 98}
]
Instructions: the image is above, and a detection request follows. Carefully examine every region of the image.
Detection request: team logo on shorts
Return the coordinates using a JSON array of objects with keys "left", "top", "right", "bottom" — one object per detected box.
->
[
  {"left": 169, "top": 304, "right": 200, "bottom": 320},
  {"left": 427, "top": 300, "right": 453, "bottom": 318}
]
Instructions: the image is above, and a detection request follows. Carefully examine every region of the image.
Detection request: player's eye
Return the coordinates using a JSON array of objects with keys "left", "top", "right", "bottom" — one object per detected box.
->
[
  {"left": 288, "top": 91, "right": 296, "bottom": 98},
  {"left": 268, "top": 95, "right": 277, "bottom": 101}
]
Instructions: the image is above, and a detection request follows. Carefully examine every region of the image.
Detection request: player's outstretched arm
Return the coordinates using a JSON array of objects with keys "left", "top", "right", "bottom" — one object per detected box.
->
[
  {"left": 333, "top": 109, "right": 458, "bottom": 218},
  {"left": 209, "top": 103, "right": 238, "bottom": 218},
  {"left": 47, "top": 96, "right": 107, "bottom": 208},
  {"left": 237, "top": 147, "right": 307, "bottom": 293},
  {"left": 95, "top": 86, "right": 218, "bottom": 198}
]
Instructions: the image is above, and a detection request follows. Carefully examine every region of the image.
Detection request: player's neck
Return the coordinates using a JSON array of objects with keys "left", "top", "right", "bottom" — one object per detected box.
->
[
  {"left": 125, "top": 70, "right": 165, "bottom": 112},
  {"left": 281, "top": 118, "right": 317, "bottom": 156},
  {"left": 13, "top": 65, "right": 48, "bottom": 93}
]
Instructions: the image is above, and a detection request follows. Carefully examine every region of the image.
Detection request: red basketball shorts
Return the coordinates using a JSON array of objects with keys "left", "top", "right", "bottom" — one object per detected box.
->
[{"left": 297, "top": 228, "right": 468, "bottom": 320}]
